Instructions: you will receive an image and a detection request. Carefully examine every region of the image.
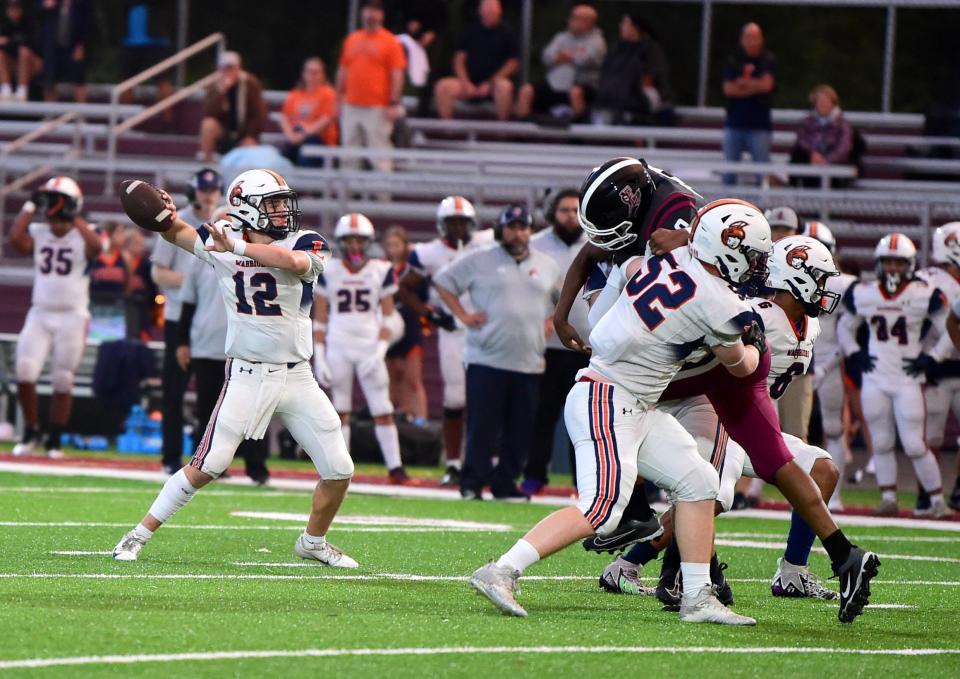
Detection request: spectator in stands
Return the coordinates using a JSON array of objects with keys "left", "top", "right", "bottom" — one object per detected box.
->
[
  {"left": 434, "top": 0, "right": 519, "bottom": 121},
  {"left": 592, "top": 13, "right": 673, "bottom": 126},
  {"left": 515, "top": 4, "right": 605, "bottom": 122},
  {"left": 434, "top": 205, "right": 561, "bottom": 500},
  {"left": 337, "top": 0, "right": 406, "bottom": 173},
  {"left": 721, "top": 22, "right": 776, "bottom": 185},
  {"left": 396, "top": 14, "right": 436, "bottom": 117},
  {"left": 89, "top": 221, "right": 130, "bottom": 307},
  {"left": 279, "top": 57, "right": 338, "bottom": 168},
  {"left": 37, "top": 0, "right": 91, "bottom": 103},
  {"left": 383, "top": 225, "right": 428, "bottom": 425},
  {"left": 792, "top": 84, "right": 854, "bottom": 167},
  {"left": 119, "top": 1, "right": 175, "bottom": 130},
  {"left": 123, "top": 228, "right": 157, "bottom": 340},
  {"left": 0, "top": 0, "right": 41, "bottom": 101},
  {"left": 198, "top": 51, "right": 267, "bottom": 163}
]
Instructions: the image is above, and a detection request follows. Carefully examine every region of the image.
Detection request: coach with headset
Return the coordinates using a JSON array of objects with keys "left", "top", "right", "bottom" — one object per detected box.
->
[
  {"left": 150, "top": 168, "right": 223, "bottom": 475},
  {"left": 522, "top": 189, "right": 590, "bottom": 495},
  {"left": 434, "top": 205, "right": 561, "bottom": 500}
]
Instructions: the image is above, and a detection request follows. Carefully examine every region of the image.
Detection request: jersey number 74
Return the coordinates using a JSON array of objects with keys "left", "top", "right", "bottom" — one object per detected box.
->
[{"left": 625, "top": 253, "right": 697, "bottom": 330}]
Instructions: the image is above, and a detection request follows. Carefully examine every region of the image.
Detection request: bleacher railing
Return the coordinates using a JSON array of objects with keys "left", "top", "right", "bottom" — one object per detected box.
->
[{"left": 105, "top": 32, "right": 226, "bottom": 193}]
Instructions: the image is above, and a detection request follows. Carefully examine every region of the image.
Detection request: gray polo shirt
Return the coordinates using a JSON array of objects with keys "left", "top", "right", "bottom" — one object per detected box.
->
[
  {"left": 180, "top": 257, "right": 227, "bottom": 360},
  {"left": 151, "top": 204, "right": 208, "bottom": 322},
  {"left": 531, "top": 227, "right": 590, "bottom": 352},
  {"left": 434, "top": 244, "right": 561, "bottom": 374}
]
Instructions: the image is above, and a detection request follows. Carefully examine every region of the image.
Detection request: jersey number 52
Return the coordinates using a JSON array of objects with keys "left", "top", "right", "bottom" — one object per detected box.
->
[{"left": 625, "top": 254, "right": 697, "bottom": 330}]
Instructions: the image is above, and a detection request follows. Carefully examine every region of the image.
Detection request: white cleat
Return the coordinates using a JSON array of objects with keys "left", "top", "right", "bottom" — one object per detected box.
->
[
  {"left": 12, "top": 441, "right": 35, "bottom": 457},
  {"left": 599, "top": 557, "right": 656, "bottom": 595},
  {"left": 46, "top": 449, "right": 65, "bottom": 459},
  {"left": 679, "top": 585, "right": 756, "bottom": 625},
  {"left": 294, "top": 534, "right": 358, "bottom": 568},
  {"left": 470, "top": 561, "right": 527, "bottom": 617},
  {"left": 112, "top": 531, "right": 147, "bottom": 561}
]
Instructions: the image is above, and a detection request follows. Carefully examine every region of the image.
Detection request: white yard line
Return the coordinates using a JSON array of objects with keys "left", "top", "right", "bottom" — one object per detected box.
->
[
  {"left": 230, "top": 511, "right": 511, "bottom": 531},
  {"left": 715, "top": 538, "right": 960, "bottom": 564},
  {"left": 1, "top": 645, "right": 958, "bottom": 670},
  {"left": 48, "top": 551, "right": 112, "bottom": 556},
  {"left": 717, "top": 532, "right": 960, "bottom": 543},
  {"left": 0, "top": 521, "right": 496, "bottom": 533}
]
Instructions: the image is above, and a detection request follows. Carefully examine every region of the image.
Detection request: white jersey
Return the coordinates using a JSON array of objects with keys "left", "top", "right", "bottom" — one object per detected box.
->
[
  {"left": 814, "top": 272, "right": 856, "bottom": 369},
  {"left": 585, "top": 248, "right": 753, "bottom": 406},
  {"left": 193, "top": 224, "right": 329, "bottom": 364},
  {"left": 918, "top": 266, "right": 960, "bottom": 362},
  {"left": 407, "top": 229, "right": 495, "bottom": 314},
  {"left": 318, "top": 257, "right": 396, "bottom": 348},
  {"left": 752, "top": 299, "right": 820, "bottom": 400},
  {"left": 839, "top": 277, "right": 947, "bottom": 382},
  {"left": 28, "top": 222, "right": 92, "bottom": 313}
]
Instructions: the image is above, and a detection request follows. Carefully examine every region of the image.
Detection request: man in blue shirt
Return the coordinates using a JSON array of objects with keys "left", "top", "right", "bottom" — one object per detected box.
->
[{"left": 721, "top": 22, "right": 776, "bottom": 185}]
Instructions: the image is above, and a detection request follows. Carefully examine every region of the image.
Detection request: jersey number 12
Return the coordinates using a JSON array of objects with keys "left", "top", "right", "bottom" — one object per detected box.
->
[{"left": 233, "top": 272, "right": 281, "bottom": 316}]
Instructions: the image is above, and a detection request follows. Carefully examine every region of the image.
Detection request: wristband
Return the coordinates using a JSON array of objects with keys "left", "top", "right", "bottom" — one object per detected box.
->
[
  {"left": 313, "top": 322, "right": 327, "bottom": 332},
  {"left": 232, "top": 239, "right": 247, "bottom": 257},
  {"left": 21, "top": 200, "right": 35, "bottom": 214}
]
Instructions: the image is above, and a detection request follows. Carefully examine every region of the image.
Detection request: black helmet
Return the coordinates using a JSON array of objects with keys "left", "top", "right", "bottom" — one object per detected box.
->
[{"left": 578, "top": 157, "right": 655, "bottom": 251}]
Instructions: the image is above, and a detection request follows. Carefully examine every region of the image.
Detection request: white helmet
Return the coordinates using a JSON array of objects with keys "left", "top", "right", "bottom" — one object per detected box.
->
[
  {"left": 767, "top": 235, "right": 840, "bottom": 316},
  {"left": 874, "top": 232, "right": 916, "bottom": 295},
  {"left": 226, "top": 169, "right": 300, "bottom": 237},
  {"left": 38, "top": 176, "right": 83, "bottom": 218},
  {"left": 689, "top": 199, "right": 773, "bottom": 284},
  {"left": 802, "top": 220, "right": 836, "bottom": 254},
  {"left": 436, "top": 196, "right": 476, "bottom": 239},
  {"left": 334, "top": 212, "right": 375, "bottom": 241},
  {"left": 932, "top": 222, "right": 960, "bottom": 267},
  {"left": 763, "top": 206, "right": 799, "bottom": 234}
]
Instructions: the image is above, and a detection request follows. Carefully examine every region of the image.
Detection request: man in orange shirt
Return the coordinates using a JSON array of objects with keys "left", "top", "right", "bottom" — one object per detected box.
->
[
  {"left": 280, "top": 57, "right": 339, "bottom": 167},
  {"left": 337, "top": 0, "right": 406, "bottom": 172}
]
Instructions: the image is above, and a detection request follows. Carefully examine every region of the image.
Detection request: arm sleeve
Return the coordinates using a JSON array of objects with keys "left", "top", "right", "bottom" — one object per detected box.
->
[
  {"left": 191, "top": 224, "right": 216, "bottom": 266},
  {"left": 177, "top": 303, "right": 196, "bottom": 346}
]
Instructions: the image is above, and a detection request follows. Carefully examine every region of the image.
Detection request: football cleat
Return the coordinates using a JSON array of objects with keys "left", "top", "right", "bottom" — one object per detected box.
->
[
  {"left": 916, "top": 499, "right": 954, "bottom": 519},
  {"left": 581, "top": 515, "right": 663, "bottom": 554},
  {"left": 711, "top": 555, "right": 734, "bottom": 606},
  {"left": 949, "top": 487, "right": 960, "bottom": 513},
  {"left": 469, "top": 561, "right": 527, "bottom": 617},
  {"left": 441, "top": 465, "right": 461, "bottom": 486},
  {"left": 294, "top": 535, "right": 358, "bottom": 568},
  {"left": 771, "top": 557, "right": 839, "bottom": 600},
  {"left": 835, "top": 547, "right": 880, "bottom": 623},
  {"left": 679, "top": 585, "right": 756, "bottom": 626},
  {"left": 599, "top": 557, "right": 656, "bottom": 595},
  {"left": 112, "top": 530, "right": 147, "bottom": 562},
  {"left": 388, "top": 466, "right": 412, "bottom": 485},
  {"left": 875, "top": 498, "right": 898, "bottom": 516}
]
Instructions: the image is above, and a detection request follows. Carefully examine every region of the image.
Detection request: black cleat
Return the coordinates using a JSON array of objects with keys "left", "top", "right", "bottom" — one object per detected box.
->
[
  {"left": 949, "top": 486, "right": 960, "bottom": 513},
  {"left": 835, "top": 547, "right": 881, "bottom": 623},
  {"left": 711, "top": 555, "right": 734, "bottom": 606},
  {"left": 656, "top": 538, "right": 682, "bottom": 611},
  {"left": 441, "top": 465, "right": 461, "bottom": 486},
  {"left": 915, "top": 484, "right": 931, "bottom": 512},
  {"left": 581, "top": 515, "right": 663, "bottom": 554}
]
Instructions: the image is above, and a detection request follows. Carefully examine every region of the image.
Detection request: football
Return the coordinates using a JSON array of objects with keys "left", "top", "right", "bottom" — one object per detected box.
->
[{"left": 119, "top": 179, "right": 175, "bottom": 232}]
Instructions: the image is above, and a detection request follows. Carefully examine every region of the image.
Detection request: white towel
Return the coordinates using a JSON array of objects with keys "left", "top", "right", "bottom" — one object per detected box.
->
[{"left": 242, "top": 362, "right": 287, "bottom": 439}]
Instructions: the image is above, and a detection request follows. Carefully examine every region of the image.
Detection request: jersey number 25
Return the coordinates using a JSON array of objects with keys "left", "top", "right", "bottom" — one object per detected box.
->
[{"left": 625, "top": 253, "right": 697, "bottom": 330}]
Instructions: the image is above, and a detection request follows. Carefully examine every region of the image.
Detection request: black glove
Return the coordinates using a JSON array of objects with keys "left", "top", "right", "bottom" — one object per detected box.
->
[
  {"left": 426, "top": 307, "right": 457, "bottom": 332},
  {"left": 903, "top": 353, "right": 939, "bottom": 383},
  {"left": 845, "top": 350, "right": 875, "bottom": 379},
  {"left": 740, "top": 320, "right": 768, "bottom": 356}
]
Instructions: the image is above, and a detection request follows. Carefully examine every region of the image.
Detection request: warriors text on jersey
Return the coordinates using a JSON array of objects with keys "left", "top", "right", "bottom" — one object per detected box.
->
[
  {"left": 584, "top": 247, "right": 753, "bottom": 406},
  {"left": 841, "top": 277, "right": 947, "bottom": 382},
  {"left": 28, "top": 222, "right": 92, "bottom": 313},
  {"left": 193, "top": 224, "right": 329, "bottom": 364},
  {"left": 317, "top": 258, "right": 396, "bottom": 348}
]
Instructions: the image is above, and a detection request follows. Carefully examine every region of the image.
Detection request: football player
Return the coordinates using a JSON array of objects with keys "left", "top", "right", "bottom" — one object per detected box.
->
[
  {"left": 470, "top": 200, "right": 775, "bottom": 626},
  {"left": 9, "top": 177, "right": 101, "bottom": 457},
  {"left": 113, "top": 169, "right": 357, "bottom": 567},
  {"left": 314, "top": 213, "right": 408, "bottom": 484},
  {"left": 803, "top": 221, "right": 859, "bottom": 510},
  {"left": 396, "top": 196, "right": 495, "bottom": 485},
  {"left": 601, "top": 235, "right": 843, "bottom": 602},
  {"left": 917, "top": 223, "right": 960, "bottom": 511},
  {"left": 839, "top": 233, "right": 951, "bottom": 517},
  {"left": 578, "top": 201, "right": 879, "bottom": 623}
]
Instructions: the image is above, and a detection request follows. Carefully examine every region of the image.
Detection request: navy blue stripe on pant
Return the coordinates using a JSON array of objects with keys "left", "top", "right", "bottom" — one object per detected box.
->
[{"left": 462, "top": 363, "right": 541, "bottom": 496}]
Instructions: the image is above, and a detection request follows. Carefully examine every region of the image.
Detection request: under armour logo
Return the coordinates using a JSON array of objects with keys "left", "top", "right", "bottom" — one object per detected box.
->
[
  {"left": 239, "top": 367, "right": 253, "bottom": 374},
  {"left": 622, "top": 407, "right": 633, "bottom": 415}
]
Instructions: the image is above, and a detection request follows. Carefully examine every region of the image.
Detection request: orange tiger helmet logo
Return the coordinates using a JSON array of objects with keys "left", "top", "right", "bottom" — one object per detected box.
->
[
  {"left": 946, "top": 232, "right": 959, "bottom": 247},
  {"left": 721, "top": 221, "right": 747, "bottom": 249},
  {"left": 229, "top": 182, "right": 244, "bottom": 207},
  {"left": 786, "top": 244, "right": 811, "bottom": 269}
]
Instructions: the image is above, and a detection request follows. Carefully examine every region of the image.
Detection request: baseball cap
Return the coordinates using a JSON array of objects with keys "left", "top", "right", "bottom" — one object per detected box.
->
[
  {"left": 764, "top": 206, "right": 799, "bottom": 232},
  {"left": 499, "top": 204, "right": 533, "bottom": 227},
  {"left": 195, "top": 168, "right": 223, "bottom": 191},
  {"left": 217, "top": 51, "right": 241, "bottom": 69}
]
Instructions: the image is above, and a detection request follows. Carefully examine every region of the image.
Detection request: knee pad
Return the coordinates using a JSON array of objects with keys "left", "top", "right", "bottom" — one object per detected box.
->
[
  {"left": 52, "top": 368, "right": 75, "bottom": 393},
  {"left": 903, "top": 442, "right": 930, "bottom": 459},
  {"left": 670, "top": 459, "right": 719, "bottom": 503},
  {"left": 443, "top": 407, "right": 464, "bottom": 421},
  {"left": 15, "top": 358, "right": 43, "bottom": 384}
]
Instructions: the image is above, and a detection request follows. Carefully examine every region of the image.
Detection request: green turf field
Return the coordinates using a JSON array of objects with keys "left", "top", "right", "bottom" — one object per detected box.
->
[{"left": 0, "top": 470, "right": 957, "bottom": 678}]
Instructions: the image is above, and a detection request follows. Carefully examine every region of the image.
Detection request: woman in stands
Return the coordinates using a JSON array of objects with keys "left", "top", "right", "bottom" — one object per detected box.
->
[
  {"left": 279, "top": 57, "right": 338, "bottom": 167},
  {"left": 791, "top": 84, "right": 854, "bottom": 170}
]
